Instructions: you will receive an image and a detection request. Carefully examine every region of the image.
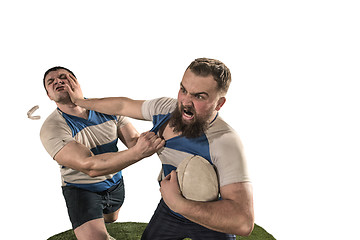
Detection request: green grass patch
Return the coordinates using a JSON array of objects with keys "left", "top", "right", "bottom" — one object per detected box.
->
[{"left": 48, "top": 222, "right": 275, "bottom": 240}]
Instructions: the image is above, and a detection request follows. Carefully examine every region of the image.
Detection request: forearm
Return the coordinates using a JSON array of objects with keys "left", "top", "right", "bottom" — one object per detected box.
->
[
  {"left": 55, "top": 132, "right": 164, "bottom": 178},
  {"left": 83, "top": 131, "right": 164, "bottom": 177},
  {"left": 75, "top": 97, "right": 145, "bottom": 119},
  {"left": 84, "top": 147, "right": 141, "bottom": 177},
  {"left": 177, "top": 199, "right": 254, "bottom": 236},
  {"left": 74, "top": 97, "right": 127, "bottom": 116}
]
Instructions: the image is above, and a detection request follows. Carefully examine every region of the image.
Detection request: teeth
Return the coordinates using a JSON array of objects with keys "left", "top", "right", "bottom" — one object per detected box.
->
[{"left": 184, "top": 109, "right": 193, "bottom": 116}]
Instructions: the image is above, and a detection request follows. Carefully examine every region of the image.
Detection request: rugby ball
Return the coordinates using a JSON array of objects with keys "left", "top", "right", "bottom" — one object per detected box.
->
[{"left": 176, "top": 155, "right": 219, "bottom": 202}]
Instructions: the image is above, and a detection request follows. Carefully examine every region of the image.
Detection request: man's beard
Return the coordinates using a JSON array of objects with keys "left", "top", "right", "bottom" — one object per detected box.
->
[{"left": 169, "top": 104, "right": 211, "bottom": 138}]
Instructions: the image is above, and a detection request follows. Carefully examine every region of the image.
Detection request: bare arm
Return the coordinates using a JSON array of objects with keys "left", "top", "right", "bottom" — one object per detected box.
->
[
  {"left": 64, "top": 74, "right": 145, "bottom": 119},
  {"left": 160, "top": 171, "right": 254, "bottom": 236},
  {"left": 55, "top": 132, "right": 164, "bottom": 177},
  {"left": 117, "top": 122, "right": 140, "bottom": 148}
]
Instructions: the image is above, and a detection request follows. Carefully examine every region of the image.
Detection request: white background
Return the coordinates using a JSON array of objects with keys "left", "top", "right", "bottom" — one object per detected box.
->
[{"left": 1, "top": 0, "right": 359, "bottom": 239}]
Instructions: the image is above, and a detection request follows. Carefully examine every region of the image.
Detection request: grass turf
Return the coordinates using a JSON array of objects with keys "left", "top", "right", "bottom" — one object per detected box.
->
[{"left": 48, "top": 222, "right": 275, "bottom": 240}]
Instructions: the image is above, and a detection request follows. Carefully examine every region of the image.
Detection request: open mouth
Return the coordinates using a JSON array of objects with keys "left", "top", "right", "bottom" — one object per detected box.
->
[
  {"left": 182, "top": 107, "right": 195, "bottom": 120},
  {"left": 56, "top": 86, "right": 65, "bottom": 91}
]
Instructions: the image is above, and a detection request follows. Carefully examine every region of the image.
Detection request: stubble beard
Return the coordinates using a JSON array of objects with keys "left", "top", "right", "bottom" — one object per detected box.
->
[
  {"left": 169, "top": 104, "right": 212, "bottom": 138},
  {"left": 54, "top": 91, "right": 72, "bottom": 105}
]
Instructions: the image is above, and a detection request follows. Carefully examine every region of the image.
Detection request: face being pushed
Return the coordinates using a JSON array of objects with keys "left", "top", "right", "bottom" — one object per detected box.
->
[
  {"left": 44, "top": 69, "right": 72, "bottom": 104},
  {"left": 169, "top": 69, "right": 226, "bottom": 138}
]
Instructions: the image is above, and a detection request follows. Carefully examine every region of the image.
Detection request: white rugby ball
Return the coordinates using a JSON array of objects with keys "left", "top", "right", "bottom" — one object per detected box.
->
[{"left": 176, "top": 155, "right": 219, "bottom": 202}]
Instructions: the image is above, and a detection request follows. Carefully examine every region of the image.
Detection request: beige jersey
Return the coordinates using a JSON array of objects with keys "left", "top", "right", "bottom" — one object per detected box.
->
[{"left": 40, "top": 108, "right": 129, "bottom": 192}]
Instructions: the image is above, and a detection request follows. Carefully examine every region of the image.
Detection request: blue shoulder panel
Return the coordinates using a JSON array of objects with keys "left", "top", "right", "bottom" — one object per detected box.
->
[{"left": 60, "top": 109, "right": 117, "bottom": 137}]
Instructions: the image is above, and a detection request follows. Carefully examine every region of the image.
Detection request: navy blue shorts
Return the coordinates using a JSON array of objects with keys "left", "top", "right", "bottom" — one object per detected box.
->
[
  {"left": 141, "top": 199, "right": 236, "bottom": 240},
  {"left": 62, "top": 178, "right": 125, "bottom": 229}
]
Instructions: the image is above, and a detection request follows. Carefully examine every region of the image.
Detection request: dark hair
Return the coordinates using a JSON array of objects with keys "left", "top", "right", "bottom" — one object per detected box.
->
[
  {"left": 187, "top": 58, "right": 231, "bottom": 94},
  {"left": 43, "top": 66, "right": 76, "bottom": 92}
]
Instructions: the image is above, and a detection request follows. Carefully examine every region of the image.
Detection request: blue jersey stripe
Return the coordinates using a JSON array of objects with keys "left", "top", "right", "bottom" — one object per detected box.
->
[
  {"left": 166, "top": 135, "right": 211, "bottom": 163},
  {"left": 65, "top": 172, "right": 123, "bottom": 192},
  {"left": 151, "top": 113, "right": 171, "bottom": 133},
  {"left": 59, "top": 109, "right": 117, "bottom": 137},
  {"left": 162, "top": 164, "right": 177, "bottom": 177},
  {"left": 91, "top": 139, "right": 118, "bottom": 155},
  {"left": 58, "top": 108, "right": 122, "bottom": 192},
  {"left": 151, "top": 113, "right": 212, "bottom": 163}
]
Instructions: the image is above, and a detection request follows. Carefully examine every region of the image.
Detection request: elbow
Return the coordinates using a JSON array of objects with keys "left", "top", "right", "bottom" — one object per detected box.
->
[
  {"left": 239, "top": 221, "right": 254, "bottom": 237},
  {"left": 232, "top": 215, "right": 255, "bottom": 236},
  {"left": 232, "top": 222, "right": 254, "bottom": 237},
  {"left": 87, "top": 169, "right": 100, "bottom": 178},
  {"left": 80, "top": 159, "right": 100, "bottom": 178}
]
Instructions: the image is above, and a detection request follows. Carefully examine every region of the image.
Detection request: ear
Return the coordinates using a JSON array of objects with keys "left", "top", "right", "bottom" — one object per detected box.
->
[{"left": 215, "top": 97, "right": 226, "bottom": 111}]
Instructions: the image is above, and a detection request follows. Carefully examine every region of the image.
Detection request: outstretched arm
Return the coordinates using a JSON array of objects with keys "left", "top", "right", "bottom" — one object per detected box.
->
[
  {"left": 55, "top": 131, "right": 164, "bottom": 177},
  {"left": 64, "top": 74, "right": 145, "bottom": 119}
]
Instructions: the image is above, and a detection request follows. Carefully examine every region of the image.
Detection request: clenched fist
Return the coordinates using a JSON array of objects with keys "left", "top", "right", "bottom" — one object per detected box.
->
[{"left": 133, "top": 131, "right": 165, "bottom": 159}]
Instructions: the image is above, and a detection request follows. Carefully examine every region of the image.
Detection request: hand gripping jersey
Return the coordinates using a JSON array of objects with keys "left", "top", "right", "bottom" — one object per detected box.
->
[
  {"left": 40, "top": 108, "right": 129, "bottom": 192},
  {"left": 141, "top": 97, "right": 250, "bottom": 187}
]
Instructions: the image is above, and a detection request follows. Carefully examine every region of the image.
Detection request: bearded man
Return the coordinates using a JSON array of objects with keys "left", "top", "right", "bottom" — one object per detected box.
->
[{"left": 64, "top": 58, "right": 254, "bottom": 240}]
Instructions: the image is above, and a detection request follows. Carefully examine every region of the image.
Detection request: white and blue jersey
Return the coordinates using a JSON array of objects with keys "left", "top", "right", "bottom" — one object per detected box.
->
[
  {"left": 40, "top": 108, "right": 130, "bottom": 192},
  {"left": 142, "top": 97, "right": 250, "bottom": 188}
]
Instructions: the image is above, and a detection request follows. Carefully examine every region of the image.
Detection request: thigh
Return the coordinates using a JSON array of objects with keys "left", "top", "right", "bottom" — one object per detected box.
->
[
  {"left": 74, "top": 218, "right": 108, "bottom": 240},
  {"left": 142, "top": 199, "right": 236, "bottom": 240},
  {"left": 103, "top": 208, "right": 120, "bottom": 223},
  {"left": 62, "top": 186, "right": 104, "bottom": 229},
  {"left": 141, "top": 200, "right": 186, "bottom": 240},
  {"left": 103, "top": 178, "right": 125, "bottom": 216},
  {"left": 183, "top": 215, "right": 236, "bottom": 240}
]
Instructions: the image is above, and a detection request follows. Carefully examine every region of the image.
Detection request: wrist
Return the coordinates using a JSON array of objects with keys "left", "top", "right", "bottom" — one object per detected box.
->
[
  {"left": 173, "top": 196, "right": 188, "bottom": 214},
  {"left": 128, "top": 146, "right": 142, "bottom": 162},
  {"left": 73, "top": 97, "right": 85, "bottom": 106}
]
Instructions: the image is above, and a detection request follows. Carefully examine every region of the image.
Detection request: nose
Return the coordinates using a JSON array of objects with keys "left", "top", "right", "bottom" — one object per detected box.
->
[
  {"left": 182, "top": 94, "right": 194, "bottom": 107},
  {"left": 54, "top": 78, "right": 64, "bottom": 85}
]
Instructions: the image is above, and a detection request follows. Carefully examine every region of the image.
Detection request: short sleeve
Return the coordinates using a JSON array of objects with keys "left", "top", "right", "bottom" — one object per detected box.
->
[
  {"left": 40, "top": 111, "right": 73, "bottom": 159},
  {"left": 117, "top": 115, "right": 130, "bottom": 128},
  {"left": 141, "top": 97, "right": 177, "bottom": 120},
  {"left": 211, "top": 131, "right": 250, "bottom": 187}
]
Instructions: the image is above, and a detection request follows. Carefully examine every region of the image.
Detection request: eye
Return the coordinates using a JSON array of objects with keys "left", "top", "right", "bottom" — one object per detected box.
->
[
  {"left": 195, "top": 94, "right": 204, "bottom": 100},
  {"left": 59, "top": 74, "right": 67, "bottom": 79},
  {"left": 47, "top": 79, "right": 54, "bottom": 85},
  {"left": 180, "top": 87, "right": 187, "bottom": 94}
]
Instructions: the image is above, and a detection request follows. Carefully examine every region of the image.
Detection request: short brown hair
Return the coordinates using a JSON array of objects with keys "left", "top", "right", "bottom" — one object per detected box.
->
[{"left": 187, "top": 58, "right": 231, "bottom": 94}]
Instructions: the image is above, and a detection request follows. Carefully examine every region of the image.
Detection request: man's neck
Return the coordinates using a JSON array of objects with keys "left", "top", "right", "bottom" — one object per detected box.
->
[
  {"left": 56, "top": 102, "right": 89, "bottom": 119},
  {"left": 209, "top": 111, "right": 219, "bottom": 125}
]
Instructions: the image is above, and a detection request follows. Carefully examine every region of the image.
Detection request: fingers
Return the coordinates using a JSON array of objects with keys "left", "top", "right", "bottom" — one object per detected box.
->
[
  {"left": 136, "top": 131, "right": 165, "bottom": 159},
  {"left": 156, "top": 138, "right": 166, "bottom": 150},
  {"left": 64, "top": 73, "right": 78, "bottom": 90},
  {"left": 139, "top": 131, "right": 148, "bottom": 138},
  {"left": 163, "top": 172, "right": 171, "bottom": 181},
  {"left": 66, "top": 73, "right": 77, "bottom": 85},
  {"left": 170, "top": 170, "right": 177, "bottom": 182},
  {"left": 149, "top": 133, "right": 165, "bottom": 149},
  {"left": 163, "top": 170, "right": 177, "bottom": 182},
  {"left": 63, "top": 83, "right": 72, "bottom": 93},
  {"left": 140, "top": 131, "right": 156, "bottom": 142},
  {"left": 141, "top": 131, "right": 165, "bottom": 148}
]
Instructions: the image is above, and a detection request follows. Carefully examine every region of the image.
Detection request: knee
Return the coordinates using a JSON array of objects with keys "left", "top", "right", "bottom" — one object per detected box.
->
[
  {"left": 104, "top": 216, "right": 117, "bottom": 223},
  {"left": 104, "top": 211, "right": 119, "bottom": 223}
]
